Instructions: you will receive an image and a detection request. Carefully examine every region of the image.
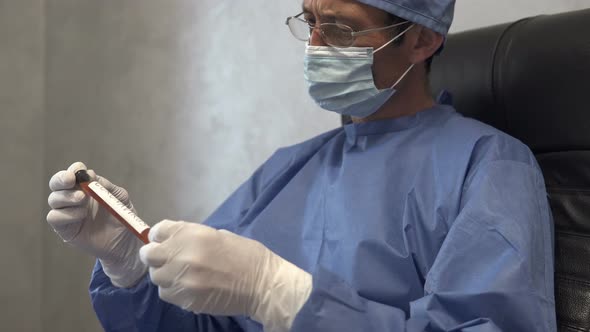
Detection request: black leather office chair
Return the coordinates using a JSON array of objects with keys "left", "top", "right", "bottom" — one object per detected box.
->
[
  {"left": 430, "top": 9, "right": 590, "bottom": 332},
  {"left": 343, "top": 8, "right": 590, "bottom": 331}
]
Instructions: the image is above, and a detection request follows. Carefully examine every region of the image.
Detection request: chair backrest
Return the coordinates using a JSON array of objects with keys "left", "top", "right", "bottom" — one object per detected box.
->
[{"left": 429, "top": 9, "right": 590, "bottom": 332}]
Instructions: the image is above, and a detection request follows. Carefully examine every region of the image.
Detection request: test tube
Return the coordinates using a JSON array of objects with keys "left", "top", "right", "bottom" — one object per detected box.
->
[{"left": 75, "top": 170, "right": 150, "bottom": 244}]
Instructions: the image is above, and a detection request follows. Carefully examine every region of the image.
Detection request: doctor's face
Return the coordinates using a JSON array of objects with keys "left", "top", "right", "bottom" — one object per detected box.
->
[
  {"left": 301, "top": 0, "right": 412, "bottom": 90},
  {"left": 302, "top": 0, "right": 395, "bottom": 48}
]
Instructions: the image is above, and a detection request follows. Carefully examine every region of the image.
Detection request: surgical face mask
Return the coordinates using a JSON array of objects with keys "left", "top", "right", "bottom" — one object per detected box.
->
[{"left": 304, "top": 25, "right": 414, "bottom": 118}]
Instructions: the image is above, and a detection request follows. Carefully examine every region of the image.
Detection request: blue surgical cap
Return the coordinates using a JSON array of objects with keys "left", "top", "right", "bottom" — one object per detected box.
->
[{"left": 355, "top": 0, "right": 455, "bottom": 35}]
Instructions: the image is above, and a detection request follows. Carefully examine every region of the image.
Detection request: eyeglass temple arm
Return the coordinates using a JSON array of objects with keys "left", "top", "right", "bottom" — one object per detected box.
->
[
  {"left": 285, "top": 11, "right": 305, "bottom": 24},
  {"left": 351, "top": 21, "right": 410, "bottom": 37}
]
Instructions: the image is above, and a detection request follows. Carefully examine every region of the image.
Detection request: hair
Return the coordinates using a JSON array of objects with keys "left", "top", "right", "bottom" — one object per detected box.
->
[{"left": 386, "top": 14, "right": 434, "bottom": 74}]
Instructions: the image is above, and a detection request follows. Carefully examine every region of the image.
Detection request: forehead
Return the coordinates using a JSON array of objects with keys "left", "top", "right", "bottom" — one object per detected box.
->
[
  {"left": 302, "top": 0, "right": 387, "bottom": 19},
  {"left": 303, "top": 0, "right": 356, "bottom": 10}
]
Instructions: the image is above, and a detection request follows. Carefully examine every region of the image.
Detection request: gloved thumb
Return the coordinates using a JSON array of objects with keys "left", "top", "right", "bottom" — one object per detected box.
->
[{"left": 149, "top": 219, "right": 184, "bottom": 243}]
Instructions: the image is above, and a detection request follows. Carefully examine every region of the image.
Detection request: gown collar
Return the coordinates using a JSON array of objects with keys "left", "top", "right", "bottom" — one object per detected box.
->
[{"left": 343, "top": 105, "right": 454, "bottom": 141}]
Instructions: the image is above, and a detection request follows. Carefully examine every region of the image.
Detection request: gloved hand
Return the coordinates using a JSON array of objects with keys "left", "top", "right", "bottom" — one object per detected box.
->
[
  {"left": 139, "top": 220, "right": 313, "bottom": 332},
  {"left": 47, "top": 162, "right": 147, "bottom": 288}
]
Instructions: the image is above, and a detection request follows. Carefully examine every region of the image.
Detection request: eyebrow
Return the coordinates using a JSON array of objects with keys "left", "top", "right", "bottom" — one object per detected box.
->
[{"left": 301, "top": 3, "right": 311, "bottom": 13}]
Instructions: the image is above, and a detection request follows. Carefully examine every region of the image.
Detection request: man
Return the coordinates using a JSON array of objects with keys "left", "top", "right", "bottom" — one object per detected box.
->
[{"left": 46, "top": 0, "right": 556, "bottom": 331}]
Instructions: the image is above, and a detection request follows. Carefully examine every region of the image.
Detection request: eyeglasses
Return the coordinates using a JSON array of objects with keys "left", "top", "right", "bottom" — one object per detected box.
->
[{"left": 285, "top": 12, "right": 410, "bottom": 48}]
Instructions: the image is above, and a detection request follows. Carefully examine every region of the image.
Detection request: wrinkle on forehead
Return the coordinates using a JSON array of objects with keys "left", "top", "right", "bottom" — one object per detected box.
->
[{"left": 303, "top": 0, "right": 359, "bottom": 16}]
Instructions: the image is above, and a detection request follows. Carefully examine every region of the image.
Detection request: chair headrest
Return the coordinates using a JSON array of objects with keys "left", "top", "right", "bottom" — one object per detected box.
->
[{"left": 430, "top": 9, "right": 590, "bottom": 153}]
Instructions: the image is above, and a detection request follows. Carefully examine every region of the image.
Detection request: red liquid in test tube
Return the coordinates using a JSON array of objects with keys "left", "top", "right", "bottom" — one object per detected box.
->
[{"left": 75, "top": 170, "right": 150, "bottom": 244}]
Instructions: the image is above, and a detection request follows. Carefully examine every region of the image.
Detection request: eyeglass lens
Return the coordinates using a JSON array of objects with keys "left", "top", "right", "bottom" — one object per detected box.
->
[{"left": 287, "top": 17, "right": 355, "bottom": 47}]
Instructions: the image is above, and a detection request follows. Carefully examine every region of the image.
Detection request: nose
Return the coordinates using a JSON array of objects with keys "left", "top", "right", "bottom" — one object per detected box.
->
[{"left": 309, "top": 27, "right": 327, "bottom": 46}]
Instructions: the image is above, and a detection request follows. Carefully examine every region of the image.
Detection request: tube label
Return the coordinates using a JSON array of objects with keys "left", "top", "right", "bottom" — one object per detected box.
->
[{"left": 88, "top": 181, "right": 150, "bottom": 233}]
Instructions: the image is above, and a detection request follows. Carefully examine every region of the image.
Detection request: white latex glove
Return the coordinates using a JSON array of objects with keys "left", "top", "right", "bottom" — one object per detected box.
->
[
  {"left": 139, "top": 220, "right": 312, "bottom": 332},
  {"left": 47, "top": 162, "right": 147, "bottom": 288}
]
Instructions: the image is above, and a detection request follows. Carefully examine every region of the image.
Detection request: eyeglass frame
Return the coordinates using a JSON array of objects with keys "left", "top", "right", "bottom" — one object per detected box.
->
[{"left": 285, "top": 11, "right": 410, "bottom": 47}]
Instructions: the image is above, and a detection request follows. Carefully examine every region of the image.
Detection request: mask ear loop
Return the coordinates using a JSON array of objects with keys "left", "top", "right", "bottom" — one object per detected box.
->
[
  {"left": 390, "top": 63, "right": 415, "bottom": 89},
  {"left": 374, "top": 24, "right": 415, "bottom": 53},
  {"left": 374, "top": 23, "right": 416, "bottom": 89}
]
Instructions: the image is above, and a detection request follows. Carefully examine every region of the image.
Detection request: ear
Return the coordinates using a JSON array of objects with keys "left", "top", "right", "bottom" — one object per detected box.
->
[{"left": 405, "top": 26, "right": 444, "bottom": 64}]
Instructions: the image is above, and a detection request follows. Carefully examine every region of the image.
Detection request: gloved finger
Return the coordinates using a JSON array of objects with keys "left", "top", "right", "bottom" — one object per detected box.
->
[
  {"left": 139, "top": 242, "right": 168, "bottom": 268},
  {"left": 149, "top": 266, "right": 175, "bottom": 289},
  {"left": 66, "top": 161, "right": 88, "bottom": 175},
  {"left": 149, "top": 219, "right": 184, "bottom": 243},
  {"left": 86, "top": 169, "right": 98, "bottom": 181},
  {"left": 96, "top": 175, "right": 130, "bottom": 206},
  {"left": 158, "top": 286, "right": 192, "bottom": 311},
  {"left": 49, "top": 162, "right": 88, "bottom": 191},
  {"left": 46, "top": 206, "right": 87, "bottom": 228},
  {"left": 48, "top": 189, "right": 88, "bottom": 209},
  {"left": 49, "top": 170, "right": 77, "bottom": 191}
]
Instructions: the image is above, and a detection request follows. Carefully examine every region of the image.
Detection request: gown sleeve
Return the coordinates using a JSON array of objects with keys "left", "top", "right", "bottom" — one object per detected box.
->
[
  {"left": 89, "top": 261, "right": 245, "bottom": 332},
  {"left": 87, "top": 149, "right": 293, "bottom": 332}
]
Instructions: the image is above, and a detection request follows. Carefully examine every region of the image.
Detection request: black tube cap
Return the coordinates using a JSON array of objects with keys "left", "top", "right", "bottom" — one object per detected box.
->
[{"left": 75, "top": 170, "right": 91, "bottom": 184}]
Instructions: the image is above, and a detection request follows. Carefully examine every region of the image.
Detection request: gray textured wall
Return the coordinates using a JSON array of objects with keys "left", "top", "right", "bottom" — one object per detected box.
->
[
  {"left": 0, "top": 0, "right": 44, "bottom": 330},
  {"left": 42, "top": 1, "right": 334, "bottom": 331},
  {"left": 451, "top": 0, "right": 590, "bottom": 32},
  {"left": 1, "top": 0, "right": 588, "bottom": 331}
]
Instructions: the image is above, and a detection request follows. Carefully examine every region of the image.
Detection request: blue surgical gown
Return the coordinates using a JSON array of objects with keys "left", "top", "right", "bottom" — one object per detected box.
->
[{"left": 89, "top": 105, "right": 556, "bottom": 331}]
